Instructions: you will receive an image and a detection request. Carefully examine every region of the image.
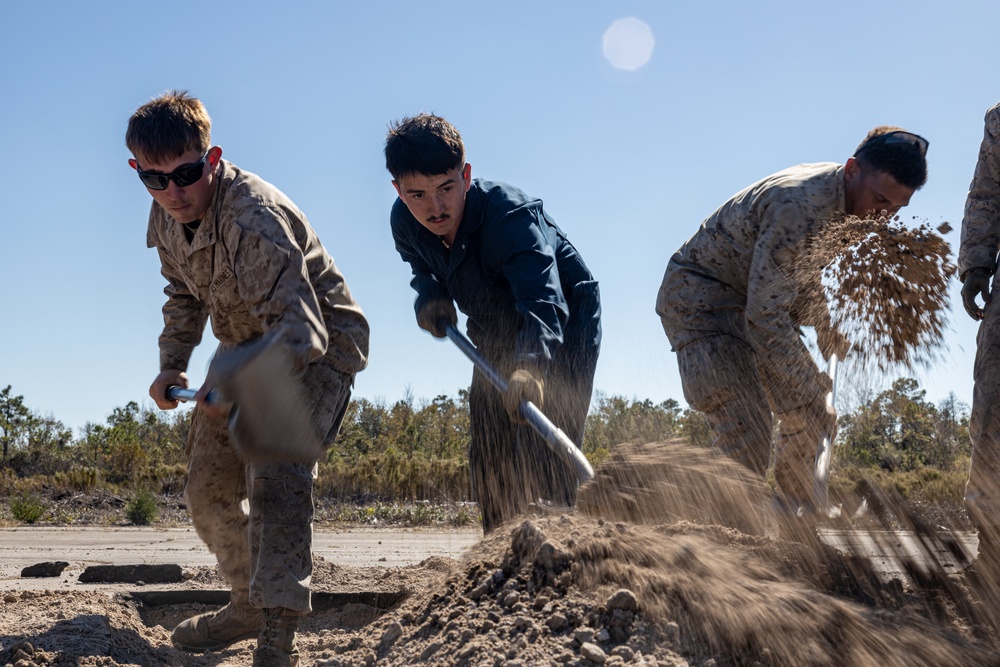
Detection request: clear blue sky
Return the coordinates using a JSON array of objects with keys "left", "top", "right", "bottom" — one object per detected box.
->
[{"left": 0, "top": 1, "right": 995, "bottom": 433}]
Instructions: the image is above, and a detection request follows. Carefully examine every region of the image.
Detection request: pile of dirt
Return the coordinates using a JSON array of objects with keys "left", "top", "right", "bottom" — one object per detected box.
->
[
  {"left": 797, "top": 215, "right": 955, "bottom": 372},
  {"left": 319, "top": 514, "right": 998, "bottom": 666}
]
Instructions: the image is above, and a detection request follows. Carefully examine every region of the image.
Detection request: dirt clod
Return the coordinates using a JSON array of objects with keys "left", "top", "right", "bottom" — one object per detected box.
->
[{"left": 798, "top": 214, "right": 955, "bottom": 373}]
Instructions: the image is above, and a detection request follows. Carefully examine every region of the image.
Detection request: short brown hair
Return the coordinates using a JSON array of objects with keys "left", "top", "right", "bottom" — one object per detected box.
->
[
  {"left": 126, "top": 90, "right": 211, "bottom": 164},
  {"left": 384, "top": 114, "right": 465, "bottom": 180}
]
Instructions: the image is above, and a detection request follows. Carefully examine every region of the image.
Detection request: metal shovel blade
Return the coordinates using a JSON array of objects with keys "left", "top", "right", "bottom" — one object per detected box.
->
[{"left": 209, "top": 340, "right": 324, "bottom": 464}]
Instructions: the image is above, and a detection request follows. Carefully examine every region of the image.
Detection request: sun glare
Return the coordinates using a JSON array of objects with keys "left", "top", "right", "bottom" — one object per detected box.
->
[{"left": 602, "top": 17, "right": 655, "bottom": 71}]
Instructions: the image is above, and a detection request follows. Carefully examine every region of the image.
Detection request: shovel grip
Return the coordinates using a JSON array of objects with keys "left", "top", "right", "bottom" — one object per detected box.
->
[{"left": 167, "top": 386, "right": 220, "bottom": 404}]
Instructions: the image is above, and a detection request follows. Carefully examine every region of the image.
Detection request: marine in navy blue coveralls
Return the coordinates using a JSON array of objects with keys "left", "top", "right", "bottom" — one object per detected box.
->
[{"left": 391, "top": 179, "right": 602, "bottom": 532}]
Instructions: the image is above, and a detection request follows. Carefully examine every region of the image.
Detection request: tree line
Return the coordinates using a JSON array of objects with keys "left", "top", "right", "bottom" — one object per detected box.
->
[{"left": 0, "top": 379, "right": 972, "bottom": 506}]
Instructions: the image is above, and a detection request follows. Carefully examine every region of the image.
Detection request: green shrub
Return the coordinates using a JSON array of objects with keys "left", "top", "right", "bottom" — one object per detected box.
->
[
  {"left": 10, "top": 493, "right": 47, "bottom": 524},
  {"left": 126, "top": 490, "right": 159, "bottom": 525}
]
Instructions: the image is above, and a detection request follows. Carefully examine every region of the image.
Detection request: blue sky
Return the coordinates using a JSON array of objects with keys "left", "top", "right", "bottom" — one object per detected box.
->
[{"left": 1, "top": 1, "right": 997, "bottom": 433}]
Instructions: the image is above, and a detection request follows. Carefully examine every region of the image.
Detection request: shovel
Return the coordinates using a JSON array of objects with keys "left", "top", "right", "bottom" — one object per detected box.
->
[
  {"left": 813, "top": 353, "right": 842, "bottom": 518},
  {"left": 442, "top": 322, "right": 595, "bottom": 483},
  {"left": 167, "top": 339, "right": 324, "bottom": 464}
]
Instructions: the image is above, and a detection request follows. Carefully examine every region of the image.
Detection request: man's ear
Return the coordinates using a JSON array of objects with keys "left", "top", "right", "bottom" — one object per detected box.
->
[
  {"left": 392, "top": 179, "right": 403, "bottom": 198},
  {"left": 462, "top": 162, "right": 472, "bottom": 191},
  {"left": 128, "top": 157, "right": 138, "bottom": 171},
  {"left": 207, "top": 146, "right": 223, "bottom": 167},
  {"left": 844, "top": 156, "right": 860, "bottom": 182}
]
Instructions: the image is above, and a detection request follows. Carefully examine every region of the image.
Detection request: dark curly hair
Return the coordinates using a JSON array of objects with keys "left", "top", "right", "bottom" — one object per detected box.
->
[{"left": 384, "top": 114, "right": 465, "bottom": 180}]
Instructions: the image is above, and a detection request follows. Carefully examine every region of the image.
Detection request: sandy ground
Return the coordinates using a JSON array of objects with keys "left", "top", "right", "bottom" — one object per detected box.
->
[
  {"left": 3, "top": 442, "right": 999, "bottom": 666},
  {"left": 0, "top": 526, "right": 480, "bottom": 592}
]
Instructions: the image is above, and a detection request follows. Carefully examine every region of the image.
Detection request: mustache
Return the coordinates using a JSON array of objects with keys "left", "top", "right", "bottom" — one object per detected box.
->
[{"left": 427, "top": 214, "right": 450, "bottom": 223}]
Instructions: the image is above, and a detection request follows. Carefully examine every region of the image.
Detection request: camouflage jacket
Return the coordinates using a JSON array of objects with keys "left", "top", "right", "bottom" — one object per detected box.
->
[
  {"left": 959, "top": 103, "right": 1000, "bottom": 281},
  {"left": 656, "top": 162, "right": 844, "bottom": 413},
  {"left": 146, "top": 160, "right": 369, "bottom": 376}
]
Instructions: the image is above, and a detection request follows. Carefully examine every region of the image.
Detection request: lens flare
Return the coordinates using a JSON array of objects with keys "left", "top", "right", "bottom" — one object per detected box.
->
[{"left": 602, "top": 17, "right": 655, "bottom": 71}]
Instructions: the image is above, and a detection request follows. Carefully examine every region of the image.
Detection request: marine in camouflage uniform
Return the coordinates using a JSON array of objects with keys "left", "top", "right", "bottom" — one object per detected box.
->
[
  {"left": 959, "top": 102, "right": 1000, "bottom": 576},
  {"left": 127, "top": 91, "right": 368, "bottom": 666},
  {"left": 657, "top": 128, "right": 927, "bottom": 515}
]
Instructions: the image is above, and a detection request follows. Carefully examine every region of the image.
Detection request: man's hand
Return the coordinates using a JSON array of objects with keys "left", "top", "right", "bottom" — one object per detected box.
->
[
  {"left": 150, "top": 369, "right": 188, "bottom": 410},
  {"left": 416, "top": 298, "right": 457, "bottom": 338},
  {"left": 962, "top": 268, "right": 993, "bottom": 321},
  {"left": 194, "top": 358, "right": 232, "bottom": 419},
  {"left": 503, "top": 368, "right": 544, "bottom": 424}
]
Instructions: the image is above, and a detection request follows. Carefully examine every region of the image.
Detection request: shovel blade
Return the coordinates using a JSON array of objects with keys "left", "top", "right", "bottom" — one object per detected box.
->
[{"left": 212, "top": 340, "right": 324, "bottom": 464}]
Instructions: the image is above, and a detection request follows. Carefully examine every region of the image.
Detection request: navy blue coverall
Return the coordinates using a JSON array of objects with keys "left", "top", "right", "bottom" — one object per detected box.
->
[{"left": 391, "top": 179, "right": 601, "bottom": 532}]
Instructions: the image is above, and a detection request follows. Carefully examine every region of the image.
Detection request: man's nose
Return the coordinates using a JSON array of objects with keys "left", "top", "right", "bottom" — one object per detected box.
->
[
  {"left": 431, "top": 195, "right": 446, "bottom": 214},
  {"left": 165, "top": 179, "right": 186, "bottom": 198}
]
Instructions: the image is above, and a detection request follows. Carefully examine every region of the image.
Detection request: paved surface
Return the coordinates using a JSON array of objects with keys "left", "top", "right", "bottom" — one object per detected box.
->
[
  {"left": 0, "top": 525, "right": 980, "bottom": 591},
  {"left": 818, "top": 528, "right": 979, "bottom": 577},
  {"left": 0, "top": 526, "right": 482, "bottom": 591}
]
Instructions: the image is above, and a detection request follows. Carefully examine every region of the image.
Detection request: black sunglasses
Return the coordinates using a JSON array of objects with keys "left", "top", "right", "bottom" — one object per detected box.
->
[
  {"left": 854, "top": 130, "right": 929, "bottom": 158},
  {"left": 136, "top": 151, "right": 209, "bottom": 190}
]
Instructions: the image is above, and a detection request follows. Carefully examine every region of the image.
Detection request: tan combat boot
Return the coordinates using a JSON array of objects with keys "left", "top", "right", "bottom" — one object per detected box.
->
[
  {"left": 253, "top": 607, "right": 300, "bottom": 667},
  {"left": 171, "top": 591, "right": 262, "bottom": 652}
]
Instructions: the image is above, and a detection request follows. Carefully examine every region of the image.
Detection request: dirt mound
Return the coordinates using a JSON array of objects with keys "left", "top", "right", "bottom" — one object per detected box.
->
[{"left": 316, "top": 514, "right": 998, "bottom": 666}]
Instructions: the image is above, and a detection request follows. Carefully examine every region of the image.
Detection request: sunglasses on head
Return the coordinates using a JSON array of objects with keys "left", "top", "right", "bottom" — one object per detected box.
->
[
  {"left": 855, "top": 130, "right": 929, "bottom": 158},
  {"left": 135, "top": 151, "right": 209, "bottom": 190}
]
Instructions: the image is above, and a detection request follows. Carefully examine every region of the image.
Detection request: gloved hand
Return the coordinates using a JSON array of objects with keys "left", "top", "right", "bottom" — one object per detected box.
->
[
  {"left": 962, "top": 268, "right": 993, "bottom": 321},
  {"left": 504, "top": 368, "right": 544, "bottom": 424},
  {"left": 416, "top": 298, "right": 457, "bottom": 338}
]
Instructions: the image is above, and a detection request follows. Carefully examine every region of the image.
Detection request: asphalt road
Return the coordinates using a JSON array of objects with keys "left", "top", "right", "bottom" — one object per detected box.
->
[{"left": 0, "top": 526, "right": 482, "bottom": 591}]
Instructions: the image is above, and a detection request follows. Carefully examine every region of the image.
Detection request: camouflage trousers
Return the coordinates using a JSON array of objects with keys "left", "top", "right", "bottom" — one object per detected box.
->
[
  {"left": 967, "top": 293, "right": 1000, "bottom": 538},
  {"left": 183, "top": 363, "right": 353, "bottom": 613},
  {"left": 468, "top": 343, "right": 599, "bottom": 534},
  {"left": 675, "top": 334, "right": 818, "bottom": 508}
]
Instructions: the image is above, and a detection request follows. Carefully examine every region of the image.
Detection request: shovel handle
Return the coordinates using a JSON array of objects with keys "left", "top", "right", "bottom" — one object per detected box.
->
[
  {"left": 814, "top": 353, "right": 840, "bottom": 517},
  {"left": 442, "top": 323, "right": 595, "bottom": 483},
  {"left": 167, "top": 386, "right": 220, "bottom": 404}
]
